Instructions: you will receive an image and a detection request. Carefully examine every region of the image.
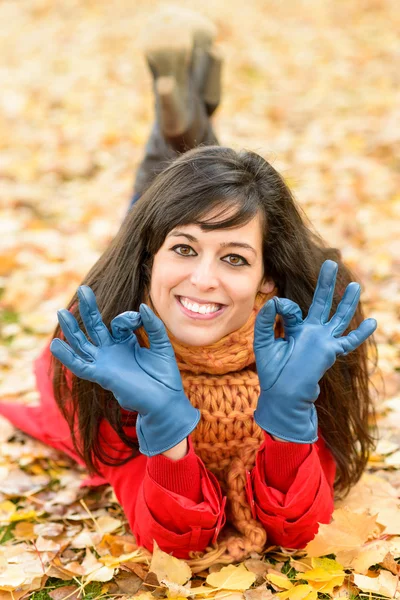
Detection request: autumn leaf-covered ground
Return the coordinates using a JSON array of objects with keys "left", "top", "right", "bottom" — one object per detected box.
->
[{"left": 0, "top": 0, "right": 399, "bottom": 598}]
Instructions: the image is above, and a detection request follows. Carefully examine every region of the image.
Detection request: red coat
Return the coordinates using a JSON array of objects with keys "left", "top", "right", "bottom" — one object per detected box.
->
[{"left": 0, "top": 343, "right": 336, "bottom": 558}]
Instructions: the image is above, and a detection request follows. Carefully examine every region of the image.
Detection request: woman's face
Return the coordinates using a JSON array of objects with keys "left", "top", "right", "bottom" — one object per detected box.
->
[{"left": 149, "top": 210, "right": 275, "bottom": 346}]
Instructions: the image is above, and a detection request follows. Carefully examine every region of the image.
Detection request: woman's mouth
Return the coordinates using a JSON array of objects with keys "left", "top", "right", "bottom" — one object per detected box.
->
[{"left": 176, "top": 296, "right": 227, "bottom": 320}]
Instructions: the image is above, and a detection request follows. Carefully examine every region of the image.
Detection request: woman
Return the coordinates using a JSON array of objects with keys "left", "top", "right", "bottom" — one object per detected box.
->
[{"left": 0, "top": 9, "right": 377, "bottom": 566}]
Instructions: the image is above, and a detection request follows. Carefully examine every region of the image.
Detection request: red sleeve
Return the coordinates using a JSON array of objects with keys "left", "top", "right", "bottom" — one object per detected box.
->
[
  {"left": 246, "top": 430, "right": 336, "bottom": 549},
  {"left": 147, "top": 438, "right": 202, "bottom": 502},
  {"left": 94, "top": 421, "right": 227, "bottom": 559}
]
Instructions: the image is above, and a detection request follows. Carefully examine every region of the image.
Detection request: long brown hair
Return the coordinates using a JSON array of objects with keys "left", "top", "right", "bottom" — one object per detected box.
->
[{"left": 51, "top": 146, "right": 378, "bottom": 498}]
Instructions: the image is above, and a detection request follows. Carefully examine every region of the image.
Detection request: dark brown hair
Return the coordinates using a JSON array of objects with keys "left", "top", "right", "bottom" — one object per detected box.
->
[{"left": 51, "top": 146, "right": 378, "bottom": 498}]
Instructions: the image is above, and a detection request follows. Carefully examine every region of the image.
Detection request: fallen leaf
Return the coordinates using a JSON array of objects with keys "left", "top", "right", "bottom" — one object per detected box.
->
[
  {"left": 352, "top": 571, "right": 399, "bottom": 598},
  {"left": 304, "top": 509, "right": 379, "bottom": 565},
  {"left": 266, "top": 574, "right": 293, "bottom": 590},
  {"left": 161, "top": 579, "right": 192, "bottom": 598},
  {"left": 96, "top": 515, "right": 121, "bottom": 534},
  {"left": 375, "top": 508, "right": 400, "bottom": 535},
  {"left": 380, "top": 552, "right": 400, "bottom": 576},
  {"left": 149, "top": 540, "right": 192, "bottom": 586},
  {"left": 277, "top": 584, "right": 318, "bottom": 600},
  {"left": 206, "top": 564, "right": 256, "bottom": 591},
  {"left": 48, "top": 585, "right": 80, "bottom": 600},
  {"left": 244, "top": 583, "right": 276, "bottom": 600}
]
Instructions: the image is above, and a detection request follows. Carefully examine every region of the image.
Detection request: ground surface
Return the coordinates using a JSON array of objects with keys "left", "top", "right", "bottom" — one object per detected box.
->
[{"left": 0, "top": 0, "right": 399, "bottom": 598}]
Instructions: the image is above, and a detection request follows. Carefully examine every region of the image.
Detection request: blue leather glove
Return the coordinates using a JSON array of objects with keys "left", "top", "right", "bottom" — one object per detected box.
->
[
  {"left": 50, "top": 286, "right": 200, "bottom": 457},
  {"left": 253, "top": 260, "right": 377, "bottom": 444}
]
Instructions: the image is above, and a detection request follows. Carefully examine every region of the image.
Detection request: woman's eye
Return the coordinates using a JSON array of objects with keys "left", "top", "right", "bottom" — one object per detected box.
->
[
  {"left": 171, "top": 245, "right": 249, "bottom": 267},
  {"left": 225, "top": 255, "right": 248, "bottom": 267},
  {"left": 172, "top": 245, "right": 195, "bottom": 256}
]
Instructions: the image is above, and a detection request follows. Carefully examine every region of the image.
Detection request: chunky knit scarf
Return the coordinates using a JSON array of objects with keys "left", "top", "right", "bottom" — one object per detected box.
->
[{"left": 138, "top": 288, "right": 283, "bottom": 567}]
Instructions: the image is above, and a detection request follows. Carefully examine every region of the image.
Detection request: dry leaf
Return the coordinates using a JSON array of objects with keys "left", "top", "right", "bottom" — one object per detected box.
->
[
  {"left": 277, "top": 584, "right": 318, "bottom": 600},
  {"left": 298, "top": 558, "right": 345, "bottom": 594},
  {"left": 349, "top": 541, "right": 390, "bottom": 574},
  {"left": 149, "top": 540, "right": 192, "bottom": 586},
  {"left": 214, "top": 593, "right": 245, "bottom": 600},
  {"left": 96, "top": 515, "right": 121, "bottom": 534},
  {"left": 244, "top": 583, "right": 275, "bottom": 600},
  {"left": 48, "top": 585, "right": 80, "bottom": 600},
  {"left": 352, "top": 571, "right": 399, "bottom": 598},
  {"left": 244, "top": 559, "right": 268, "bottom": 583},
  {"left": 304, "top": 509, "right": 379, "bottom": 565},
  {"left": 375, "top": 508, "right": 400, "bottom": 535},
  {"left": 380, "top": 552, "right": 400, "bottom": 576},
  {"left": 206, "top": 564, "right": 256, "bottom": 591},
  {"left": 161, "top": 579, "right": 192, "bottom": 598},
  {"left": 266, "top": 574, "right": 293, "bottom": 590},
  {"left": 100, "top": 548, "right": 151, "bottom": 568}
]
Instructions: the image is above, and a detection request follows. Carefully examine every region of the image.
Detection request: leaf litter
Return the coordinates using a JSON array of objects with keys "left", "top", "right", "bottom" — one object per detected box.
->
[{"left": 0, "top": 0, "right": 399, "bottom": 599}]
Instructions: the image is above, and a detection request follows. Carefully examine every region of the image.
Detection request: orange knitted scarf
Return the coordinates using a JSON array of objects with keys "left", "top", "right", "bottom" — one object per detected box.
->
[{"left": 138, "top": 289, "right": 282, "bottom": 567}]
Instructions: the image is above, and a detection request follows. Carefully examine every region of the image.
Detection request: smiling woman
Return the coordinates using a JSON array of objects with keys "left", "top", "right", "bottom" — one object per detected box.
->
[
  {"left": 0, "top": 9, "right": 378, "bottom": 569},
  {"left": 0, "top": 144, "right": 377, "bottom": 566},
  {"left": 150, "top": 212, "right": 275, "bottom": 346}
]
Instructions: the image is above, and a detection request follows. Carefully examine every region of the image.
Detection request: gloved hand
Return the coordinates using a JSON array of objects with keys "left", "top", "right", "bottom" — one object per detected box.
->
[
  {"left": 50, "top": 286, "right": 200, "bottom": 456},
  {"left": 253, "top": 260, "right": 377, "bottom": 444}
]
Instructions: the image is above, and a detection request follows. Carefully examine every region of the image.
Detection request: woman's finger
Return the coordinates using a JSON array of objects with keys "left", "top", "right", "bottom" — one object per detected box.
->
[
  {"left": 254, "top": 299, "right": 277, "bottom": 353},
  {"left": 77, "top": 286, "right": 113, "bottom": 347},
  {"left": 336, "top": 318, "right": 377, "bottom": 355},
  {"left": 111, "top": 312, "right": 142, "bottom": 341},
  {"left": 307, "top": 260, "right": 338, "bottom": 324},
  {"left": 328, "top": 282, "right": 361, "bottom": 336},
  {"left": 50, "top": 338, "right": 96, "bottom": 380},
  {"left": 57, "top": 309, "right": 97, "bottom": 360}
]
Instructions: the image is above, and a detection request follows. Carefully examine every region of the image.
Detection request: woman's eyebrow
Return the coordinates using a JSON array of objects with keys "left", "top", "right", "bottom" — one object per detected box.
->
[{"left": 167, "top": 231, "right": 257, "bottom": 255}]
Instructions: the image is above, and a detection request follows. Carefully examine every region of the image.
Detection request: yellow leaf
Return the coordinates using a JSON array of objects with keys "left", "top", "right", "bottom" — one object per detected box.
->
[
  {"left": 278, "top": 584, "right": 318, "bottom": 600},
  {"left": 266, "top": 574, "right": 293, "bottom": 590},
  {"left": 100, "top": 549, "right": 148, "bottom": 568},
  {"left": 298, "top": 558, "right": 345, "bottom": 594},
  {"left": 150, "top": 540, "right": 192, "bottom": 586},
  {"left": 215, "top": 593, "right": 244, "bottom": 600},
  {"left": 189, "top": 584, "right": 220, "bottom": 596},
  {"left": 9, "top": 510, "right": 37, "bottom": 522},
  {"left": 0, "top": 501, "right": 16, "bottom": 522},
  {"left": 309, "top": 576, "right": 345, "bottom": 595},
  {"left": 310, "top": 558, "right": 344, "bottom": 573},
  {"left": 206, "top": 564, "right": 256, "bottom": 591}
]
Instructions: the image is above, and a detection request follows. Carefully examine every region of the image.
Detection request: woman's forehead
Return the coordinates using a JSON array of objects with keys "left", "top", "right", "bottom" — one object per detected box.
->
[{"left": 166, "top": 213, "right": 263, "bottom": 245}]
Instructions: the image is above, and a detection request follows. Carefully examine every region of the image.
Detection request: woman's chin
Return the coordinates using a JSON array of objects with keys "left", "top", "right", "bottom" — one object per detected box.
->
[{"left": 169, "top": 327, "right": 227, "bottom": 347}]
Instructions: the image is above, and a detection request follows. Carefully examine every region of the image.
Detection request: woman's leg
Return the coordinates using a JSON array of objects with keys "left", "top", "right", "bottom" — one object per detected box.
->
[{"left": 129, "top": 8, "right": 222, "bottom": 210}]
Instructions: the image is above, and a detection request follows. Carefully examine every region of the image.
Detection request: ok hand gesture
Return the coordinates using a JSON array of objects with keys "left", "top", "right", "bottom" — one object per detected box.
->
[
  {"left": 50, "top": 286, "right": 200, "bottom": 456},
  {"left": 253, "top": 260, "right": 377, "bottom": 443}
]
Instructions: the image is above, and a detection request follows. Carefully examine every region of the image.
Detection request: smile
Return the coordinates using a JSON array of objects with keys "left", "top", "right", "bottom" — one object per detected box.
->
[{"left": 176, "top": 296, "right": 227, "bottom": 320}]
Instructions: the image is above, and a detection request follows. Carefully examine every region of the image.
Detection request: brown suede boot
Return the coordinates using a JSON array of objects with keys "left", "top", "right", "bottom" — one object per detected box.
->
[{"left": 132, "top": 7, "right": 222, "bottom": 199}]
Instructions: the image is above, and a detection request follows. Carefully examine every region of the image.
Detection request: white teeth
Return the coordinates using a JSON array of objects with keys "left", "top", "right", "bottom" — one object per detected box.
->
[{"left": 179, "top": 297, "right": 221, "bottom": 314}]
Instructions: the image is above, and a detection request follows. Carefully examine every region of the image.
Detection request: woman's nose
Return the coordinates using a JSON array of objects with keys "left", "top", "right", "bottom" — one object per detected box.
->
[{"left": 189, "top": 260, "right": 219, "bottom": 289}]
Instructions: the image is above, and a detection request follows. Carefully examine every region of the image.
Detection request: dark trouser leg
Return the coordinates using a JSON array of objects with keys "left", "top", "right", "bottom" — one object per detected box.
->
[{"left": 128, "top": 9, "right": 222, "bottom": 211}]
